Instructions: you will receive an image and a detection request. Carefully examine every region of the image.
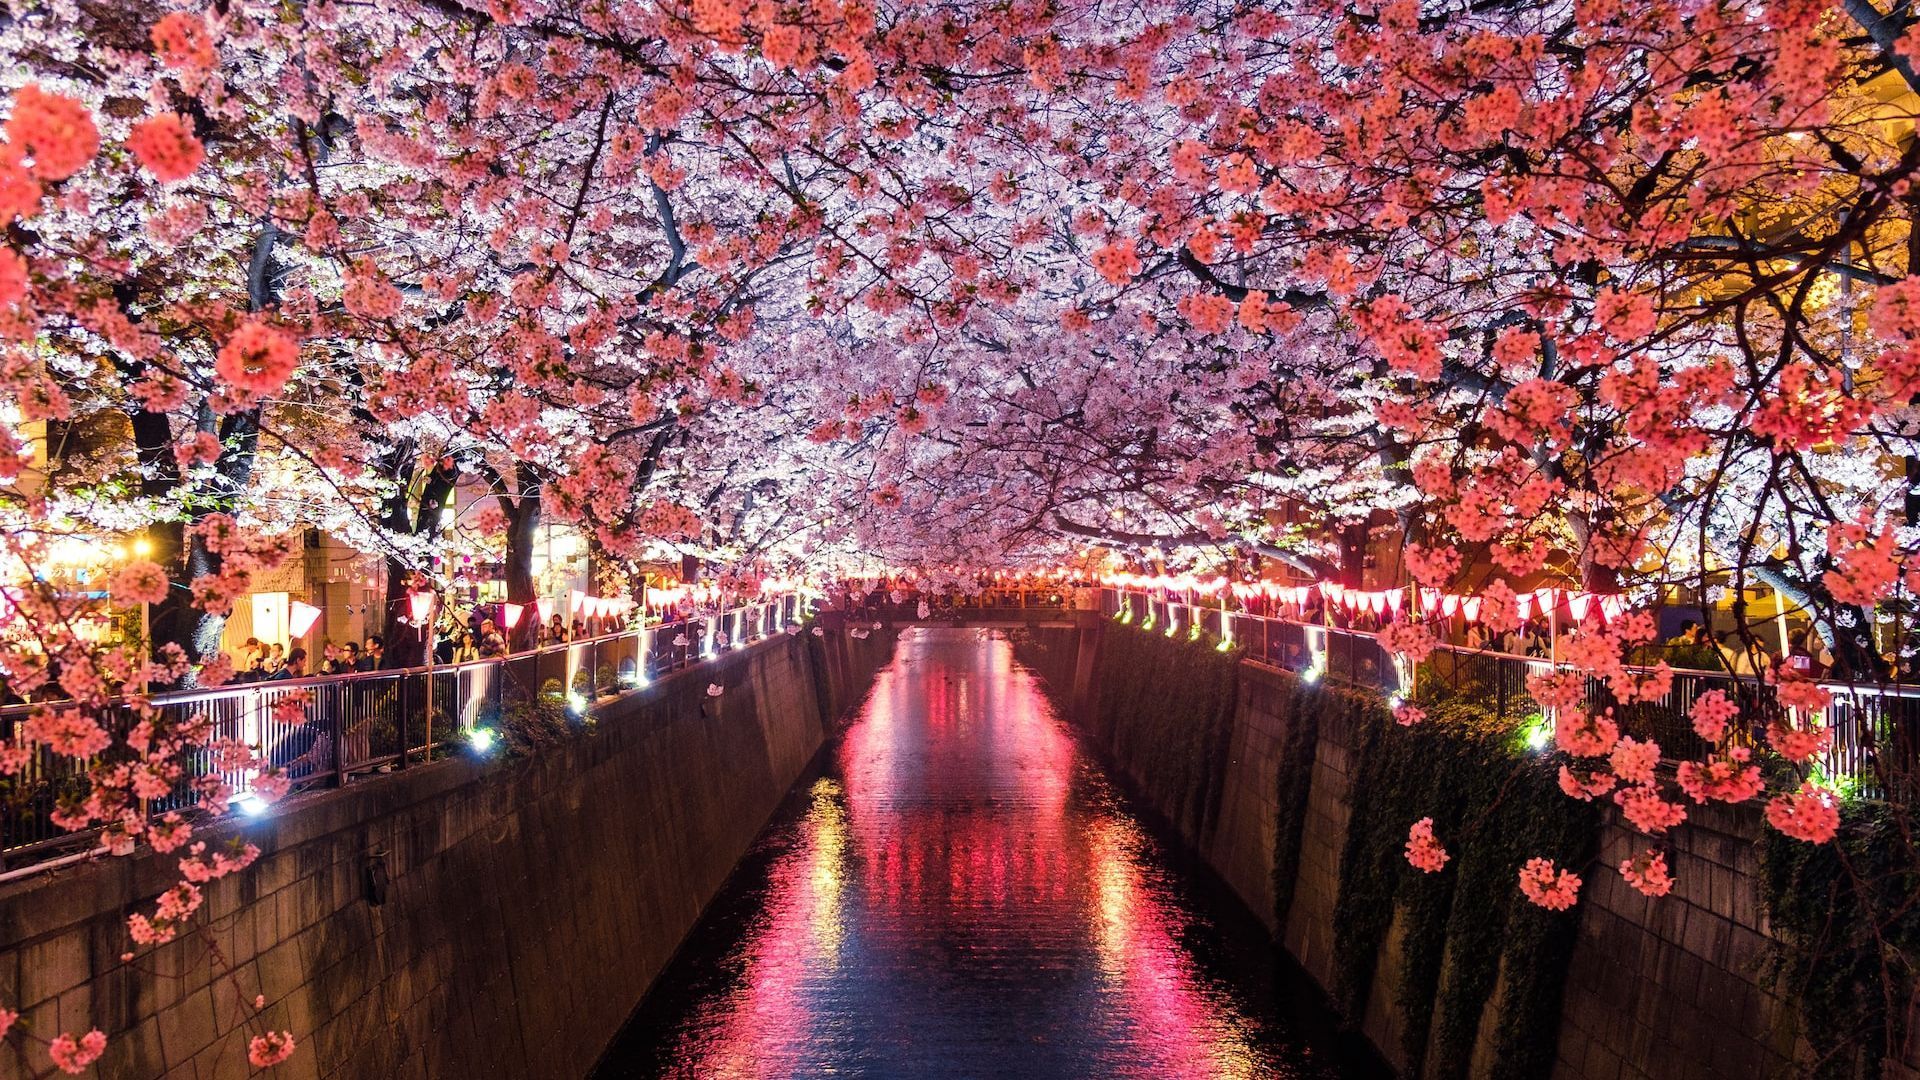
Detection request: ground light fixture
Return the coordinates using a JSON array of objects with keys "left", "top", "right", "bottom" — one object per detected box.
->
[
  {"left": 233, "top": 791, "right": 270, "bottom": 817},
  {"left": 468, "top": 727, "right": 498, "bottom": 754},
  {"left": 1519, "top": 713, "right": 1554, "bottom": 752}
]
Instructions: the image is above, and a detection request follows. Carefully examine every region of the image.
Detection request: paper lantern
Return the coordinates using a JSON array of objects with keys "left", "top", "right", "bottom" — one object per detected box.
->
[
  {"left": 569, "top": 589, "right": 587, "bottom": 616},
  {"left": 501, "top": 602, "right": 524, "bottom": 630},
  {"left": 1462, "top": 597, "right": 1483, "bottom": 622},
  {"left": 1419, "top": 587, "right": 1440, "bottom": 611},
  {"left": 1441, "top": 594, "right": 1460, "bottom": 617},
  {"left": 407, "top": 591, "right": 435, "bottom": 623},
  {"left": 289, "top": 601, "right": 322, "bottom": 639},
  {"left": 1385, "top": 589, "right": 1404, "bottom": 615},
  {"left": 1515, "top": 592, "right": 1535, "bottom": 621},
  {"left": 1367, "top": 592, "right": 1387, "bottom": 616},
  {"left": 536, "top": 597, "right": 555, "bottom": 624},
  {"left": 1567, "top": 592, "right": 1593, "bottom": 622},
  {"left": 1599, "top": 594, "right": 1626, "bottom": 621}
]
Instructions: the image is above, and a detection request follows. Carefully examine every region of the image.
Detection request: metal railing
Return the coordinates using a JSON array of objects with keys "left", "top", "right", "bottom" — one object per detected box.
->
[
  {"left": 0, "top": 595, "right": 806, "bottom": 869},
  {"left": 1099, "top": 588, "right": 1920, "bottom": 801}
]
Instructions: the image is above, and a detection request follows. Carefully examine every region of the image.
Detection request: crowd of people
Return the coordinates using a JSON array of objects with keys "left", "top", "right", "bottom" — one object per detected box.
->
[{"left": 228, "top": 604, "right": 638, "bottom": 684}]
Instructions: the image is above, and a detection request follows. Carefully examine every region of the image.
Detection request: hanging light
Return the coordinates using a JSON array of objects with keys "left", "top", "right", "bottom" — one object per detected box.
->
[
  {"left": 502, "top": 602, "right": 525, "bottom": 630},
  {"left": 536, "top": 597, "right": 555, "bottom": 624},
  {"left": 407, "top": 591, "right": 435, "bottom": 623}
]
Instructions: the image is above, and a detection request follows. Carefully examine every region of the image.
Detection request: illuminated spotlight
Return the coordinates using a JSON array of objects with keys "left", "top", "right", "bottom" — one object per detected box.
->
[
  {"left": 1301, "top": 666, "right": 1322, "bottom": 684},
  {"left": 1387, "top": 690, "right": 1405, "bottom": 709},
  {"left": 469, "top": 727, "right": 498, "bottom": 753},
  {"left": 1517, "top": 714, "right": 1553, "bottom": 752},
  {"left": 567, "top": 692, "right": 588, "bottom": 715},
  {"left": 1216, "top": 638, "right": 1234, "bottom": 652},
  {"left": 234, "top": 792, "right": 270, "bottom": 817}
]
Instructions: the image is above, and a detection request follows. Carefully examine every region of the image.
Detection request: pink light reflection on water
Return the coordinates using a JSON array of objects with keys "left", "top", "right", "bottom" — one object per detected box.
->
[{"left": 647, "top": 628, "right": 1309, "bottom": 1079}]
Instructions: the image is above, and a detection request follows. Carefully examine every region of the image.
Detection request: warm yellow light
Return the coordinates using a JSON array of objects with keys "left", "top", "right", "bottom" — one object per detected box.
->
[{"left": 132, "top": 537, "right": 153, "bottom": 557}]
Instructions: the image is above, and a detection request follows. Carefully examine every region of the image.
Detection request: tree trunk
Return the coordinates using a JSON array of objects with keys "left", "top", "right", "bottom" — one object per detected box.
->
[
  {"left": 503, "top": 466, "right": 542, "bottom": 651},
  {"left": 378, "top": 455, "right": 459, "bottom": 668},
  {"left": 1337, "top": 520, "right": 1370, "bottom": 587}
]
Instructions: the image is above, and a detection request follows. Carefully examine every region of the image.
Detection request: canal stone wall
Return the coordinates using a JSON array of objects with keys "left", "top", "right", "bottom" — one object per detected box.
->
[
  {"left": 0, "top": 626, "right": 898, "bottom": 1080},
  {"left": 1017, "top": 621, "right": 1845, "bottom": 1080}
]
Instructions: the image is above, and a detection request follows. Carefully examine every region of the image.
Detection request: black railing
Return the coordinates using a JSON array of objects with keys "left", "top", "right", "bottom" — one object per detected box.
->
[
  {"left": 1100, "top": 587, "right": 1919, "bottom": 801},
  {"left": 0, "top": 595, "right": 804, "bottom": 869}
]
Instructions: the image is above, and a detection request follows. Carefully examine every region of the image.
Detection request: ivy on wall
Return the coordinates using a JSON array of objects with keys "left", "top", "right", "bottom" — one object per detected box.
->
[
  {"left": 1013, "top": 622, "right": 1240, "bottom": 841},
  {"left": 1268, "top": 675, "right": 1323, "bottom": 928},
  {"left": 1761, "top": 800, "right": 1920, "bottom": 1079},
  {"left": 1019, "top": 614, "right": 1920, "bottom": 1080},
  {"left": 1330, "top": 688, "right": 1596, "bottom": 1079}
]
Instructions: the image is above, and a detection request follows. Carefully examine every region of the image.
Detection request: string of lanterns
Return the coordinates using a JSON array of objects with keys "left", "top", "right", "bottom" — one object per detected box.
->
[
  {"left": 1106, "top": 573, "right": 1627, "bottom": 625},
  {"left": 291, "top": 578, "right": 808, "bottom": 641}
]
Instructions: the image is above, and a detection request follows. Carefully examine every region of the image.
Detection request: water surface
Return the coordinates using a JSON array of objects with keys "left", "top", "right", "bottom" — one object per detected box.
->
[{"left": 598, "top": 628, "right": 1374, "bottom": 1079}]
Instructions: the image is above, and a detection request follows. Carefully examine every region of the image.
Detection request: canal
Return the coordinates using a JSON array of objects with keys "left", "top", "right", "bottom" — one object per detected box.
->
[{"left": 596, "top": 628, "right": 1379, "bottom": 1079}]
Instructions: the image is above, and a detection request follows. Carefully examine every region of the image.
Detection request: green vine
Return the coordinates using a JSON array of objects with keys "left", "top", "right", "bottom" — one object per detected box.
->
[
  {"left": 1330, "top": 684, "right": 1596, "bottom": 1078},
  {"left": 1269, "top": 673, "right": 1323, "bottom": 928},
  {"left": 1014, "top": 621, "right": 1240, "bottom": 840},
  {"left": 1761, "top": 799, "right": 1920, "bottom": 1079}
]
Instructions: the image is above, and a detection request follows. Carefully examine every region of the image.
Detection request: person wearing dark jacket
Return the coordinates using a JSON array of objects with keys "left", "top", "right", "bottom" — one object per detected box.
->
[{"left": 266, "top": 648, "right": 308, "bottom": 680}]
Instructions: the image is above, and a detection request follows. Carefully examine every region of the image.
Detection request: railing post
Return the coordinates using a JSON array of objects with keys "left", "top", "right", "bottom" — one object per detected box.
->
[{"left": 396, "top": 674, "right": 410, "bottom": 771}]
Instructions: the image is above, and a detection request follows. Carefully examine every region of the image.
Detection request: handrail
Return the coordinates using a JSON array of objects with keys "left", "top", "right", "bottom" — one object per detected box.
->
[
  {"left": 0, "top": 595, "right": 809, "bottom": 869},
  {"left": 1099, "top": 586, "right": 1920, "bottom": 800},
  {"left": 0, "top": 607, "right": 793, "bottom": 719}
]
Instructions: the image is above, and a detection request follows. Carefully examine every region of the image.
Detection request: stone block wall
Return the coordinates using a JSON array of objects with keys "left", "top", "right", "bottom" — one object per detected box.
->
[
  {"left": 1027, "top": 622, "right": 1850, "bottom": 1080},
  {"left": 1553, "top": 802, "right": 1798, "bottom": 1080},
  {"left": 0, "top": 627, "right": 898, "bottom": 1080}
]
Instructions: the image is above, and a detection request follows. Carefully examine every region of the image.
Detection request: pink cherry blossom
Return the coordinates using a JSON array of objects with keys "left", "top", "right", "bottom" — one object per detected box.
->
[
  {"left": 1518, "top": 858, "right": 1582, "bottom": 911},
  {"left": 249, "top": 1031, "right": 297, "bottom": 1068},
  {"left": 1619, "top": 849, "right": 1674, "bottom": 898},
  {"left": 1404, "top": 817, "right": 1449, "bottom": 873},
  {"left": 1765, "top": 783, "right": 1842, "bottom": 844},
  {"left": 47, "top": 1030, "right": 107, "bottom": 1074}
]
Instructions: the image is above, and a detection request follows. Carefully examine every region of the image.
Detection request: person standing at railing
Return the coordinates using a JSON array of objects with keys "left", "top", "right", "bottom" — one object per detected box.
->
[
  {"left": 451, "top": 632, "right": 479, "bottom": 664},
  {"left": 541, "top": 615, "right": 567, "bottom": 646},
  {"left": 266, "top": 648, "right": 308, "bottom": 681},
  {"left": 478, "top": 619, "right": 507, "bottom": 658},
  {"left": 1520, "top": 617, "right": 1551, "bottom": 658},
  {"left": 1710, "top": 632, "right": 1771, "bottom": 677},
  {"left": 1785, "top": 628, "right": 1829, "bottom": 679},
  {"left": 354, "top": 636, "right": 383, "bottom": 672}
]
